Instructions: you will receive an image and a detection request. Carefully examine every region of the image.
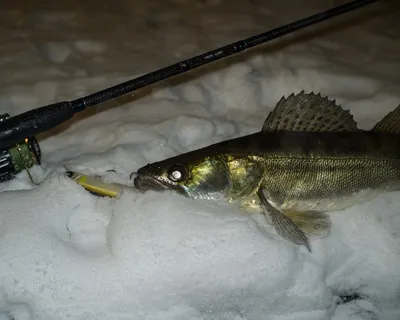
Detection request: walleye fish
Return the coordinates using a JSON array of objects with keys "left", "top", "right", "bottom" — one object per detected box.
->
[{"left": 133, "top": 92, "right": 400, "bottom": 251}]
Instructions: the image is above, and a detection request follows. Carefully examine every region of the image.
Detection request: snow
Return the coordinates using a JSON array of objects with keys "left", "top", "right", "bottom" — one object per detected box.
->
[{"left": 0, "top": 0, "right": 400, "bottom": 319}]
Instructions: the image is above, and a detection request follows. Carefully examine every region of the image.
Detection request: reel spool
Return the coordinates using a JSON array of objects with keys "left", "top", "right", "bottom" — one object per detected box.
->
[{"left": 0, "top": 113, "right": 41, "bottom": 183}]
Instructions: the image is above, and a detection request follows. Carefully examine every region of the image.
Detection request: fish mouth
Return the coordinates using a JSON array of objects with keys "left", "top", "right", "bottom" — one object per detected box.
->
[
  {"left": 134, "top": 175, "right": 171, "bottom": 192},
  {"left": 133, "top": 174, "right": 188, "bottom": 197}
]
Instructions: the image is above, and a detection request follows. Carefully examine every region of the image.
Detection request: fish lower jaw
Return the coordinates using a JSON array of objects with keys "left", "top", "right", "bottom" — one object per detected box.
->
[{"left": 133, "top": 175, "right": 169, "bottom": 192}]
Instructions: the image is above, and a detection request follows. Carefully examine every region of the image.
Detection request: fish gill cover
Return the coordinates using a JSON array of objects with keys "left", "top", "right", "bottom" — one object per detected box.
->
[{"left": 0, "top": 1, "right": 399, "bottom": 320}]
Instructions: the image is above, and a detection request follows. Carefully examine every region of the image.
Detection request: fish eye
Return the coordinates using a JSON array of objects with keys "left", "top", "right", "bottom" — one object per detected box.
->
[{"left": 168, "top": 164, "right": 187, "bottom": 182}]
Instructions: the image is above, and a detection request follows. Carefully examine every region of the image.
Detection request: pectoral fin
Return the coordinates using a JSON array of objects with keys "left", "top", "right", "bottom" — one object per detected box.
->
[
  {"left": 285, "top": 211, "right": 331, "bottom": 240},
  {"left": 257, "top": 189, "right": 311, "bottom": 251}
]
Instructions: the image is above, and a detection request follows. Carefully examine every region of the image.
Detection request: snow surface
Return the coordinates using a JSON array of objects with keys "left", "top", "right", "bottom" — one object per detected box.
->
[{"left": 0, "top": 0, "right": 400, "bottom": 319}]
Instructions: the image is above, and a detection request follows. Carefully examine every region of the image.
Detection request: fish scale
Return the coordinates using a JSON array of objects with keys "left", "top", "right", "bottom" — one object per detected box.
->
[
  {"left": 218, "top": 131, "right": 400, "bottom": 159},
  {"left": 261, "top": 156, "right": 400, "bottom": 211},
  {"left": 134, "top": 92, "right": 400, "bottom": 251}
]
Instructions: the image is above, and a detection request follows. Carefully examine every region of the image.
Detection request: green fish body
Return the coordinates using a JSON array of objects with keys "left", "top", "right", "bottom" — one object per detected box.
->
[{"left": 134, "top": 92, "right": 400, "bottom": 251}]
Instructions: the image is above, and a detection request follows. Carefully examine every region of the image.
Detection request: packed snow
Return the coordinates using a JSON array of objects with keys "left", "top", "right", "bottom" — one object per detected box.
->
[{"left": 0, "top": 0, "right": 400, "bottom": 319}]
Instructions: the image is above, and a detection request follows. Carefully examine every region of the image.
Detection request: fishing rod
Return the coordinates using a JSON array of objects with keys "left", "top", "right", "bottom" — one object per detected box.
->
[{"left": 0, "top": 0, "right": 379, "bottom": 183}]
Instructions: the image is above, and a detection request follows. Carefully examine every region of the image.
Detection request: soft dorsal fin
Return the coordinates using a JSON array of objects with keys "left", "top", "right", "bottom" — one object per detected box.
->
[
  {"left": 262, "top": 91, "right": 359, "bottom": 132},
  {"left": 372, "top": 104, "right": 400, "bottom": 134}
]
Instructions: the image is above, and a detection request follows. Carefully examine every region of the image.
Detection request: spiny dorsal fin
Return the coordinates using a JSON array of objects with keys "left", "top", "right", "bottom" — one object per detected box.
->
[
  {"left": 262, "top": 91, "right": 359, "bottom": 132},
  {"left": 372, "top": 104, "right": 400, "bottom": 134}
]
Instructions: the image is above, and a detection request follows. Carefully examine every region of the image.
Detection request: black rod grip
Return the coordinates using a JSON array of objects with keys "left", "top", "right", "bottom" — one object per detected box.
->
[
  {"left": 0, "top": 0, "right": 379, "bottom": 150},
  {"left": 0, "top": 102, "right": 74, "bottom": 149}
]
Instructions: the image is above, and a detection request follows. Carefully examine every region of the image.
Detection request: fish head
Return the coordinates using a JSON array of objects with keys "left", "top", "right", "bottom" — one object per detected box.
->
[{"left": 133, "top": 151, "right": 232, "bottom": 200}]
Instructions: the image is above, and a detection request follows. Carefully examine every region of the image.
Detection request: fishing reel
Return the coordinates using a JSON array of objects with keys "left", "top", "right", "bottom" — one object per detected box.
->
[
  {"left": 0, "top": 0, "right": 376, "bottom": 184},
  {"left": 0, "top": 113, "right": 41, "bottom": 183}
]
